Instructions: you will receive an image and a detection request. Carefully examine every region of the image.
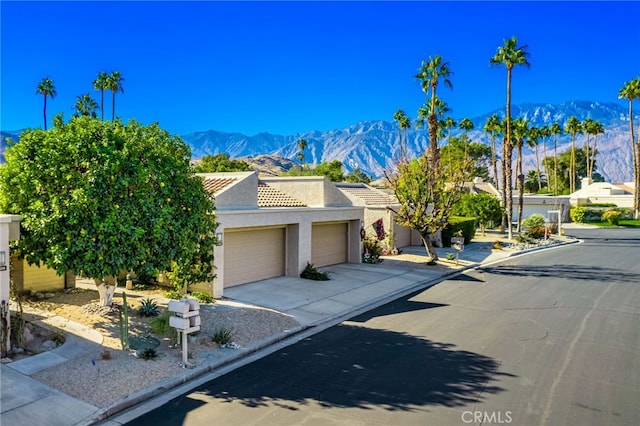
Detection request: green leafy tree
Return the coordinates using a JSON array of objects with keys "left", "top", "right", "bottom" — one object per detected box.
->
[
  {"left": 440, "top": 136, "right": 491, "bottom": 181},
  {"left": 387, "top": 153, "right": 468, "bottom": 260},
  {"left": 454, "top": 193, "right": 502, "bottom": 236},
  {"left": 490, "top": 36, "right": 530, "bottom": 239},
  {"left": 36, "top": 77, "right": 56, "bottom": 130},
  {"left": 107, "top": 71, "right": 125, "bottom": 120},
  {"left": 619, "top": 76, "right": 640, "bottom": 218},
  {"left": 543, "top": 146, "right": 593, "bottom": 194},
  {"left": 0, "top": 116, "right": 218, "bottom": 306},
  {"left": 314, "top": 160, "right": 344, "bottom": 182},
  {"left": 72, "top": 93, "right": 99, "bottom": 118},
  {"left": 92, "top": 71, "right": 109, "bottom": 120},
  {"left": 193, "top": 153, "right": 251, "bottom": 173},
  {"left": 345, "top": 168, "right": 371, "bottom": 184}
]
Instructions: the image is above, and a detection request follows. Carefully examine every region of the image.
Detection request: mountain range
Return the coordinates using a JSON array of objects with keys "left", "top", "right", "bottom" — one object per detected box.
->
[
  {"left": 181, "top": 101, "right": 637, "bottom": 183},
  {"left": 2, "top": 101, "right": 637, "bottom": 182}
]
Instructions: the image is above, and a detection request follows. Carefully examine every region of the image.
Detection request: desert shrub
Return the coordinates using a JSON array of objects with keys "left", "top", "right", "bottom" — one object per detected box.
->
[
  {"left": 190, "top": 291, "right": 214, "bottom": 304},
  {"left": 138, "top": 348, "right": 158, "bottom": 360},
  {"left": 164, "top": 290, "right": 182, "bottom": 300},
  {"left": 211, "top": 327, "right": 233, "bottom": 345},
  {"left": 300, "top": 262, "right": 330, "bottom": 281},
  {"left": 362, "top": 236, "right": 383, "bottom": 263},
  {"left": 441, "top": 217, "right": 477, "bottom": 247},
  {"left": 445, "top": 252, "right": 456, "bottom": 261},
  {"left": 602, "top": 209, "right": 622, "bottom": 225},
  {"left": 149, "top": 311, "right": 172, "bottom": 335},
  {"left": 570, "top": 207, "right": 587, "bottom": 223},
  {"left": 522, "top": 213, "right": 546, "bottom": 229},
  {"left": 526, "top": 227, "right": 546, "bottom": 239},
  {"left": 138, "top": 298, "right": 160, "bottom": 317}
]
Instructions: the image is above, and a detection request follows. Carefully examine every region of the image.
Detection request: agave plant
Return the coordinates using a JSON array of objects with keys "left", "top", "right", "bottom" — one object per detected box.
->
[{"left": 138, "top": 298, "right": 160, "bottom": 317}]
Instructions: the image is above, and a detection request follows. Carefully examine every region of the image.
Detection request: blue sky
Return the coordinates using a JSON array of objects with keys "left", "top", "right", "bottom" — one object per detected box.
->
[{"left": 1, "top": 1, "right": 639, "bottom": 136}]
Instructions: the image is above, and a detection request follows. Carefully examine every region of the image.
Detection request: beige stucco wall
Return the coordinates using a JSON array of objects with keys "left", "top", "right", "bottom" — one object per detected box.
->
[
  {"left": 261, "top": 176, "right": 353, "bottom": 207},
  {"left": 212, "top": 206, "right": 363, "bottom": 298}
]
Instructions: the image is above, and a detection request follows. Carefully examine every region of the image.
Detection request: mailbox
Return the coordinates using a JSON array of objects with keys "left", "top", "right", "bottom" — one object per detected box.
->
[{"left": 168, "top": 298, "right": 201, "bottom": 334}]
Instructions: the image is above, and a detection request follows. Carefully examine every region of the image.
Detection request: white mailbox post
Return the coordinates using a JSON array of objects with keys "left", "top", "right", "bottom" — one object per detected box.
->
[
  {"left": 451, "top": 236, "right": 465, "bottom": 266},
  {"left": 168, "top": 299, "right": 201, "bottom": 365}
]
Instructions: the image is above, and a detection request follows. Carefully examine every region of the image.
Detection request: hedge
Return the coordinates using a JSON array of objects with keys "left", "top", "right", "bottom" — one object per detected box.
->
[{"left": 441, "top": 216, "right": 477, "bottom": 247}]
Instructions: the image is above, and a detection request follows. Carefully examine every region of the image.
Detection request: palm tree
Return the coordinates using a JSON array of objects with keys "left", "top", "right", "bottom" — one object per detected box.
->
[
  {"left": 459, "top": 117, "right": 474, "bottom": 159},
  {"left": 549, "top": 122, "right": 563, "bottom": 195},
  {"left": 36, "top": 77, "right": 56, "bottom": 130},
  {"left": 393, "top": 109, "right": 409, "bottom": 160},
  {"left": 619, "top": 76, "right": 640, "bottom": 218},
  {"left": 512, "top": 117, "right": 529, "bottom": 230},
  {"left": 490, "top": 37, "right": 530, "bottom": 239},
  {"left": 539, "top": 125, "right": 551, "bottom": 191},
  {"left": 527, "top": 126, "right": 543, "bottom": 191},
  {"left": 443, "top": 116, "right": 457, "bottom": 147},
  {"left": 415, "top": 55, "right": 453, "bottom": 167},
  {"left": 93, "top": 71, "right": 109, "bottom": 120},
  {"left": 588, "top": 121, "right": 604, "bottom": 180},
  {"left": 581, "top": 118, "right": 596, "bottom": 180},
  {"left": 483, "top": 113, "right": 502, "bottom": 190},
  {"left": 297, "top": 138, "right": 307, "bottom": 165},
  {"left": 107, "top": 71, "right": 125, "bottom": 120},
  {"left": 565, "top": 116, "right": 582, "bottom": 193},
  {"left": 72, "top": 93, "right": 99, "bottom": 117}
]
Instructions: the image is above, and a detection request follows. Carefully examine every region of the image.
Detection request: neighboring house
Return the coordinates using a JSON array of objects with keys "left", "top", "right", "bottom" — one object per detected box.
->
[
  {"left": 199, "top": 172, "right": 364, "bottom": 298},
  {"left": 11, "top": 257, "right": 67, "bottom": 293},
  {"left": 570, "top": 178, "right": 635, "bottom": 209},
  {"left": 335, "top": 183, "right": 420, "bottom": 249},
  {"left": 510, "top": 193, "right": 571, "bottom": 223}
]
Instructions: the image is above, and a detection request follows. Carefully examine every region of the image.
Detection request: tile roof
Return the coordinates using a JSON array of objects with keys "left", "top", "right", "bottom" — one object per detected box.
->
[
  {"left": 202, "top": 177, "right": 238, "bottom": 194},
  {"left": 336, "top": 183, "right": 397, "bottom": 205},
  {"left": 257, "top": 182, "right": 307, "bottom": 207}
]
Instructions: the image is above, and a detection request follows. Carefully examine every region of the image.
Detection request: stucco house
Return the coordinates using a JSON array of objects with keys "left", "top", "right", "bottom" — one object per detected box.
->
[
  {"left": 570, "top": 178, "right": 635, "bottom": 209},
  {"left": 198, "top": 172, "right": 364, "bottom": 298},
  {"left": 335, "top": 182, "right": 420, "bottom": 249}
]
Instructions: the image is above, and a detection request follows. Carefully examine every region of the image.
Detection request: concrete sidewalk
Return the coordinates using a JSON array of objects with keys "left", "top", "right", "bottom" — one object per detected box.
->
[{"left": 0, "top": 236, "right": 578, "bottom": 426}]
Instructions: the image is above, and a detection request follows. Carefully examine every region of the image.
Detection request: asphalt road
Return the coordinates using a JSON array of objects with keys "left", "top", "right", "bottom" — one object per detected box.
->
[{"left": 128, "top": 228, "right": 640, "bottom": 426}]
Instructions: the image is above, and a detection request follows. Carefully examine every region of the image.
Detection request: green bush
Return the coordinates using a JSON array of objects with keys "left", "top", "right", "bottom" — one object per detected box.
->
[
  {"left": 522, "top": 213, "right": 546, "bottom": 229},
  {"left": 588, "top": 203, "right": 617, "bottom": 208},
  {"left": 362, "top": 236, "right": 383, "bottom": 263},
  {"left": 190, "top": 291, "right": 214, "bottom": 304},
  {"left": 149, "top": 311, "right": 173, "bottom": 335},
  {"left": 164, "top": 290, "right": 182, "bottom": 300},
  {"left": 211, "top": 327, "right": 233, "bottom": 345},
  {"left": 300, "top": 262, "right": 330, "bottom": 281},
  {"left": 441, "top": 217, "right": 477, "bottom": 247},
  {"left": 602, "top": 209, "right": 622, "bottom": 225},
  {"left": 570, "top": 207, "right": 587, "bottom": 223},
  {"left": 526, "top": 227, "right": 547, "bottom": 239}
]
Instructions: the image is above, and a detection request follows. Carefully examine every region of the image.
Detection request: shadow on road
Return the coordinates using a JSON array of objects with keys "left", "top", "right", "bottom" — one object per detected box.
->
[{"left": 479, "top": 264, "right": 640, "bottom": 284}]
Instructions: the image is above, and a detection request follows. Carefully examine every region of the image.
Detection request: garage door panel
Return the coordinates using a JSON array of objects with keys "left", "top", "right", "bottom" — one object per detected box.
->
[
  {"left": 312, "top": 223, "right": 348, "bottom": 267},
  {"left": 224, "top": 228, "right": 285, "bottom": 287}
]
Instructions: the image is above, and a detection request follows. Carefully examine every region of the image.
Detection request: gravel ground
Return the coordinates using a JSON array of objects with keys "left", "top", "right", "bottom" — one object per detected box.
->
[{"left": 23, "top": 294, "right": 300, "bottom": 408}]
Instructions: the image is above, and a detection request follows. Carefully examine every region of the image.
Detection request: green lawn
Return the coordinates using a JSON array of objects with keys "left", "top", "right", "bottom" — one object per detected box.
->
[{"left": 583, "top": 219, "right": 640, "bottom": 228}]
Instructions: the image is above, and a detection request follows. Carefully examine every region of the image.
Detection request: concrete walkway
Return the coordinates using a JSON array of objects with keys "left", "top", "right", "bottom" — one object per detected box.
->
[{"left": 0, "top": 235, "right": 578, "bottom": 426}]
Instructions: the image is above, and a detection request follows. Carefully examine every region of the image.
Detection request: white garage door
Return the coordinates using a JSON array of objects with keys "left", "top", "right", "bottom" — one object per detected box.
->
[
  {"left": 224, "top": 227, "right": 285, "bottom": 287},
  {"left": 312, "top": 222, "right": 348, "bottom": 267}
]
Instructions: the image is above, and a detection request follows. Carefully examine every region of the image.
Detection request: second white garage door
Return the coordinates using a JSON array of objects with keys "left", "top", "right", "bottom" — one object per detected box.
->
[
  {"left": 224, "top": 227, "right": 285, "bottom": 287},
  {"left": 311, "top": 222, "right": 348, "bottom": 267}
]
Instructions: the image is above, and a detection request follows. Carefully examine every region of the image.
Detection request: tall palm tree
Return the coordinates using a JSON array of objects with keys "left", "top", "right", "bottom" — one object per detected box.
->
[
  {"left": 581, "top": 118, "right": 596, "bottom": 180},
  {"left": 527, "top": 126, "right": 543, "bottom": 191},
  {"left": 415, "top": 55, "right": 453, "bottom": 168},
  {"left": 619, "top": 76, "right": 640, "bottom": 218},
  {"left": 107, "top": 71, "right": 125, "bottom": 120},
  {"left": 539, "top": 125, "right": 551, "bottom": 191},
  {"left": 443, "top": 116, "right": 457, "bottom": 147},
  {"left": 72, "top": 93, "right": 100, "bottom": 117},
  {"left": 565, "top": 116, "right": 582, "bottom": 193},
  {"left": 459, "top": 117, "right": 474, "bottom": 159},
  {"left": 549, "top": 122, "right": 563, "bottom": 195},
  {"left": 483, "top": 113, "right": 502, "bottom": 190},
  {"left": 36, "top": 77, "right": 56, "bottom": 130},
  {"left": 588, "top": 121, "right": 604, "bottom": 180},
  {"left": 512, "top": 117, "right": 529, "bottom": 230},
  {"left": 93, "top": 71, "right": 109, "bottom": 120},
  {"left": 393, "top": 109, "right": 409, "bottom": 160},
  {"left": 490, "top": 37, "right": 530, "bottom": 239}
]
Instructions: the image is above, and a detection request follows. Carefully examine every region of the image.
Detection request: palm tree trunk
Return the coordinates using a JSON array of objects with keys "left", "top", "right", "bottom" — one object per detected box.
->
[
  {"left": 542, "top": 142, "right": 548, "bottom": 191},
  {"left": 43, "top": 94, "right": 48, "bottom": 130},
  {"left": 517, "top": 143, "right": 524, "bottom": 231},
  {"left": 535, "top": 144, "right": 542, "bottom": 191},
  {"left": 100, "top": 89, "right": 105, "bottom": 121},
  {"left": 589, "top": 135, "right": 597, "bottom": 179},
  {"left": 584, "top": 134, "right": 591, "bottom": 180},
  {"left": 570, "top": 136, "right": 576, "bottom": 193},
  {"left": 112, "top": 91, "right": 116, "bottom": 121},
  {"left": 505, "top": 70, "right": 514, "bottom": 240},
  {"left": 491, "top": 135, "right": 499, "bottom": 190},
  {"left": 553, "top": 135, "right": 559, "bottom": 196}
]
